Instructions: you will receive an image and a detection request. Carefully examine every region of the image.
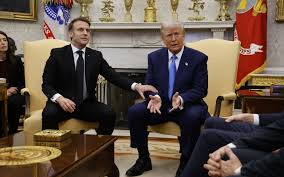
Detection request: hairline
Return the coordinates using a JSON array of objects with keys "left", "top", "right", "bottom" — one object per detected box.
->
[
  {"left": 68, "top": 17, "right": 91, "bottom": 32},
  {"left": 160, "top": 22, "right": 185, "bottom": 34}
]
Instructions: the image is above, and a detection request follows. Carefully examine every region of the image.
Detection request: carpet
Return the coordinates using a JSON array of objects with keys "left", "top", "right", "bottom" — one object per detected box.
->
[
  {"left": 84, "top": 130, "right": 180, "bottom": 176},
  {"left": 115, "top": 136, "right": 180, "bottom": 159},
  {"left": 114, "top": 136, "right": 180, "bottom": 177}
]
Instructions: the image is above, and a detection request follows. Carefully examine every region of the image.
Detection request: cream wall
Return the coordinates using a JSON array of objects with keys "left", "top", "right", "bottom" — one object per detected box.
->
[{"left": 0, "top": 0, "right": 283, "bottom": 69}]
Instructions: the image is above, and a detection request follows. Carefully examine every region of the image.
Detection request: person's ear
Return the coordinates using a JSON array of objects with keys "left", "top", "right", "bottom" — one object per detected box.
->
[{"left": 68, "top": 31, "right": 73, "bottom": 40}]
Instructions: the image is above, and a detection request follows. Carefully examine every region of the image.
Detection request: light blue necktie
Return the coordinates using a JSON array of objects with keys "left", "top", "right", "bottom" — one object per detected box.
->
[{"left": 168, "top": 55, "right": 177, "bottom": 100}]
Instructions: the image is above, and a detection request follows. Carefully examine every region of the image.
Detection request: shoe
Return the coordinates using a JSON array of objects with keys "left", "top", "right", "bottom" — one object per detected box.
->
[
  {"left": 126, "top": 158, "right": 152, "bottom": 176},
  {"left": 175, "top": 157, "right": 187, "bottom": 177}
]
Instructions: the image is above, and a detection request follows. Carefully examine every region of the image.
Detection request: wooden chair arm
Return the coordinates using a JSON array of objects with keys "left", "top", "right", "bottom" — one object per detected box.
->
[{"left": 213, "top": 92, "right": 237, "bottom": 117}]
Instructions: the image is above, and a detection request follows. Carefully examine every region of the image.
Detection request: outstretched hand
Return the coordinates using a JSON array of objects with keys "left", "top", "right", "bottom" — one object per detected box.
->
[
  {"left": 135, "top": 84, "right": 158, "bottom": 99},
  {"left": 147, "top": 95, "right": 162, "bottom": 114},
  {"left": 169, "top": 92, "right": 181, "bottom": 112}
]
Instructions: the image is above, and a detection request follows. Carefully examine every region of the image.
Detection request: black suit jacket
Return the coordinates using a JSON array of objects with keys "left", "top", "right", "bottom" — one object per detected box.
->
[
  {"left": 42, "top": 45, "right": 133, "bottom": 102},
  {"left": 6, "top": 56, "right": 25, "bottom": 89},
  {"left": 232, "top": 113, "right": 284, "bottom": 177}
]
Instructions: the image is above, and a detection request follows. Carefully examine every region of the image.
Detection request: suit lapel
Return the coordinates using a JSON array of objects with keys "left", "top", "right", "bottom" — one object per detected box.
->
[
  {"left": 64, "top": 45, "right": 76, "bottom": 90},
  {"left": 84, "top": 47, "right": 93, "bottom": 90},
  {"left": 161, "top": 49, "right": 169, "bottom": 93},
  {"left": 65, "top": 45, "right": 76, "bottom": 72},
  {"left": 174, "top": 47, "right": 192, "bottom": 90}
]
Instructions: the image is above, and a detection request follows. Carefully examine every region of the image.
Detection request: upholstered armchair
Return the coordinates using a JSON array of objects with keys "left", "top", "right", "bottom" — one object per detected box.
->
[
  {"left": 22, "top": 39, "right": 102, "bottom": 134},
  {"left": 148, "top": 39, "right": 241, "bottom": 136}
]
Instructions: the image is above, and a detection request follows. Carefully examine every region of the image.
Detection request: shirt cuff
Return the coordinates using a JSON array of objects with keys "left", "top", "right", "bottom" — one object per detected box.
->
[
  {"left": 51, "top": 93, "right": 62, "bottom": 103},
  {"left": 253, "top": 114, "right": 260, "bottom": 125},
  {"left": 227, "top": 143, "right": 236, "bottom": 148},
  {"left": 178, "top": 96, "right": 184, "bottom": 110},
  {"left": 131, "top": 82, "right": 138, "bottom": 91},
  {"left": 234, "top": 166, "right": 242, "bottom": 175}
]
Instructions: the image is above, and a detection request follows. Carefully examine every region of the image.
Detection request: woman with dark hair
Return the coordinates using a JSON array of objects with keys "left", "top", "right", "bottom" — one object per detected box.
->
[{"left": 0, "top": 31, "right": 24, "bottom": 135}]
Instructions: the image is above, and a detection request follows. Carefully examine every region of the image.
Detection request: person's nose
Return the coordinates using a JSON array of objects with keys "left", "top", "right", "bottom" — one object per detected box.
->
[{"left": 170, "top": 36, "right": 177, "bottom": 42}]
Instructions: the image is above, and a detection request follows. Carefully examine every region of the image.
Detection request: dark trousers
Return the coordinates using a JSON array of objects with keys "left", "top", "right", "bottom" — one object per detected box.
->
[
  {"left": 0, "top": 93, "right": 25, "bottom": 135},
  {"left": 42, "top": 99, "right": 116, "bottom": 135},
  {"left": 127, "top": 101, "right": 209, "bottom": 160},
  {"left": 180, "top": 117, "right": 258, "bottom": 177}
]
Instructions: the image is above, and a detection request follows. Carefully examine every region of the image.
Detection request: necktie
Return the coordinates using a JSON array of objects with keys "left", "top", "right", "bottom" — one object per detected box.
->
[
  {"left": 75, "top": 50, "right": 84, "bottom": 104},
  {"left": 168, "top": 55, "right": 177, "bottom": 100}
]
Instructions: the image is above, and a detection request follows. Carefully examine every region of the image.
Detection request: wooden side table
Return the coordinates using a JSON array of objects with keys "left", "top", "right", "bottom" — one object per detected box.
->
[
  {"left": 237, "top": 89, "right": 284, "bottom": 113},
  {"left": 0, "top": 83, "right": 8, "bottom": 136}
]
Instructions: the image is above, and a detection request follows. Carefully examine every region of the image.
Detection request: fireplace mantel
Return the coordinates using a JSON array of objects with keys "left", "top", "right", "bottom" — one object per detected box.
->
[
  {"left": 90, "top": 21, "right": 235, "bottom": 30},
  {"left": 89, "top": 21, "right": 235, "bottom": 69}
]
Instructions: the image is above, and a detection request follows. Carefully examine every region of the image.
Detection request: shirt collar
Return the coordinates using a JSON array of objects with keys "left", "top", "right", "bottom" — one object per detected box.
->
[
  {"left": 71, "top": 44, "right": 86, "bottom": 54},
  {"left": 168, "top": 46, "right": 184, "bottom": 61}
]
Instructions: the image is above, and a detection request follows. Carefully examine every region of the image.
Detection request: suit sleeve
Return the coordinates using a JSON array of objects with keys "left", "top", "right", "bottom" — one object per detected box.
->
[
  {"left": 144, "top": 53, "right": 158, "bottom": 98},
  {"left": 98, "top": 52, "right": 134, "bottom": 90},
  {"left": 233, "top": 118, "right": 284, "bottom": 151},
  {"left": 180, "top": 54, "right": 208, "bottom": 104},
  {"left": 42, "top": 49, "right": 59, "bottom": 99},
  {"left": 241, "top": 148, "right": 284, "bottom": 177},
  {"left": 259, "top": 112, "right": 284, "bottom": 126},
  {"left": 15, "top": 56, "right": 25, "bottom": 90}
]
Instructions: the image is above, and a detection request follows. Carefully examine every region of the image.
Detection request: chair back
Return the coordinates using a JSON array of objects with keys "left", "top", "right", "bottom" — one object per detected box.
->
[
  {"left": 186, "top": 39, "right": 240, "bottom": 116},
  {"left": 24, "top": 39, "right": 70, "bottom": 112}
]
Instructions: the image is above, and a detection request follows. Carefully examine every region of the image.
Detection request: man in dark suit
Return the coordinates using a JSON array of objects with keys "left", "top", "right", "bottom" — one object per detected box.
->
[
  {"left": 180, "top": 113, "right": 284, "bottom": 177},
  {"left": 42, "top": 17, "right": 157, "bottom": 135},
  {"left": 126, "top": 22, "right": 209, "bottom": 177}
]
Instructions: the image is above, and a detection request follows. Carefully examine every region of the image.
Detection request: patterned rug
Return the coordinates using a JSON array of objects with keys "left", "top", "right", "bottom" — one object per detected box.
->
[{"left": 115, "top": 137, "right": 180, "bottom": 160}]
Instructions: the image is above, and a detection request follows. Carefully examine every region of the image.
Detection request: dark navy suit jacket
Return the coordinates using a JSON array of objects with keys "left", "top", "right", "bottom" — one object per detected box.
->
[
  {"left": 232, "top": 113, "right": 284, "bottom": 177},
  {"left": 145, "top": 46, "right": 208, "bottom": 108}
]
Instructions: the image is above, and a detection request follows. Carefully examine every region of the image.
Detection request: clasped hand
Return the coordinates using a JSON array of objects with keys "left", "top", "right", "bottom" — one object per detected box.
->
[{"left": 204, "top": 146, "right": 242, "bottom": 177}]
